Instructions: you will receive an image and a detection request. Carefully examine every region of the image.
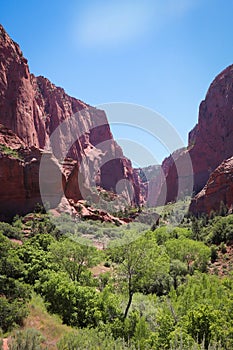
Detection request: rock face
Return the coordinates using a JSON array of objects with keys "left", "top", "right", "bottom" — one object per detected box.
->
[
  {"left": 188, "top": 65, "right": 233, "bottom": 214},
  {"left": 155, "top": 65, "right": 233, "bottom": 213},
  {"left": 188, "top": 64, "right": 233, "bottom": 193},
  {"left": 137, "top": 148, "right": 193, "bottom": 207},
  {"left": 134, "top": 165, "right": 163, "bottom": 207},
  {"left": 0, "top": 24, "right": 140, "bottom": 219},
  {"left": 190, "top": 157, "right": 233, "bottom": 215},
  {"left": 0, "top": 124, "right": 65, "bottom": 220}
]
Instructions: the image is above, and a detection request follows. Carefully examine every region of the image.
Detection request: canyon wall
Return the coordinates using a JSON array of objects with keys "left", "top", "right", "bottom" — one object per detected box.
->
[{"left": 0, "top": 24, "right": 140, "bottom": 219}]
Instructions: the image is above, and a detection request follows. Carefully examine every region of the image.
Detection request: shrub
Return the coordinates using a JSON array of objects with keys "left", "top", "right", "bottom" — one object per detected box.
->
[
  {"left": 0, "top": 222, "right": 22, "bottom": 239},
  {"left": 57, "top": 329, "right": 134, "bottom": 350},
  {"left": 0, "top": 298, "right": 28, "bottom": 333},
  {"left": 8, "top": 328, "right": 45, "bottom": 350},
  {"left": 0, "top": 144, "right": 22, "bottom": 159},
  {"left": 210, "top": 246, "right": 218, "bottom": 263}
]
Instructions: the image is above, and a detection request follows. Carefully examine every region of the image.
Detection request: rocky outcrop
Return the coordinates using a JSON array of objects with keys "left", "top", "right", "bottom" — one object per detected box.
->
[
  {"left": 0, "top": 125, "right": 65, "bottom": 220},
  {"left": 0, "top": 24, "right": 141, "bottom": 218},
  {"left": 155, "top": 65, "right": 233, "bottom": 211},
  {"left": 188, "top": 64, "right": 233, "bottom": 193},
  {"left": 137, "top": 148, "right": 193, "bottom": 207},
  {"left": 134, "top": 165, "right": 163, "bottom": 206},
  {"left": 190, "top": 157, "right": 233, "bottom": 215}
]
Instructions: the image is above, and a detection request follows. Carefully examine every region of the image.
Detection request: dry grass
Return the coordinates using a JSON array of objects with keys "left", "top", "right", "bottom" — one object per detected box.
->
[
  {"left": 209, "top": 244, "right": 233, "bottom": 276},
  {"left": 90, "top": 262, "right": 112, "bottom": 278},
  {"left": 22, "top": 293, "right": 72, "bottom": 349}
]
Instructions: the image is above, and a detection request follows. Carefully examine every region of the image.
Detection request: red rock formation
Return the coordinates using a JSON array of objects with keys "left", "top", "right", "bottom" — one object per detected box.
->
[
  {"left": 155, "top": 65, "right": 233, "bottom": 210},
  {"left": 0, "top": 125, "right": 65, "bottom": 220},
  {"left": 0, "top": 24, "right": 141, "bottom": 218},
  {"left": 138, "top": 147, "right": 193, "bottom": 207},
  {"left": 190, "top": 157, "right": 233, "bottom": 215},
  {"left": 188, "top": 64, "right": 233, "bottom": 193}
]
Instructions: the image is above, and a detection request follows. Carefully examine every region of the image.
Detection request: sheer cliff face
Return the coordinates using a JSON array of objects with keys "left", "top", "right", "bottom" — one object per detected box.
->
[
  {"left": 0, "top": 24, "right": 114, "bottom": 156},
  {"left": 188, "top": 65, "right": 233, "bottom": 214},
  {"left": 155, "top": 65, "right": 233, "bottom": 213},
  {"left": 188, "top": 64, "right": 233, "bottom": 193},
  {"left": 189, "top": 157, "right": 233, "bottom": 216},
  {"left": 0, "top": 24, "right": 140, "bottom": 218}
]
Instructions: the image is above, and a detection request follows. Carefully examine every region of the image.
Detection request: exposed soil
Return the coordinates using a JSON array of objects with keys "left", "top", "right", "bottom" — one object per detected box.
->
[{"left": 208, "top": 244, "right": 233, "bottom": 276}]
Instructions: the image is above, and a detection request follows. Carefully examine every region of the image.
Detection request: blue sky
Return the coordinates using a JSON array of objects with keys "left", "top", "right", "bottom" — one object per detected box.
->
[{"left": 1, "top": 0, "right": 233, "bottom": 166}]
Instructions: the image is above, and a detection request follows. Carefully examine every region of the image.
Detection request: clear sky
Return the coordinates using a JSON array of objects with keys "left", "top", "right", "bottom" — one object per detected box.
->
[{"left": 1, "top": 0, "right": 233, "bottom": 166}]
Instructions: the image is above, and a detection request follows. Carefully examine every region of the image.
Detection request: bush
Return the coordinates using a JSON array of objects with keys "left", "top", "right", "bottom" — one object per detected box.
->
[
  {"left": 57, "top": 329, "right": 134, "bottom": 350},
  {"left": 220, "top": 242, "right": 227, "bottom": 254},
  {"left": 8, "top": 328, "right": 45, "bottom": 350},
  {"left": 0, "top": 298, "right": 28, "bottom": 333},
  {"left": 0, "top": 222, "right": 22, "bottom": 239},
  {"left": 210, "top": 246, "right": 218, "bottom": 263}
]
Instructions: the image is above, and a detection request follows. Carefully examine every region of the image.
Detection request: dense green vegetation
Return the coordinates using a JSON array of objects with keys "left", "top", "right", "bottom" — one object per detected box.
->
[
  {"left": 1, "top": 209, "right": 233, "bottom": 349},
  {"left": 0, "top": 144, "right": 22, "bottom": 159}
]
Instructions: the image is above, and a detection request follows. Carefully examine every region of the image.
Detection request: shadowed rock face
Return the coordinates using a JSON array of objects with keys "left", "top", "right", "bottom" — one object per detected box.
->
[
  {"left": 188, "top": 65, "right": 233, "bottom": 214},
  {"left": 0, "top": 125, "right": 64, "bottom": 220},
  {"left": 189, "top": 157, "right": 233, "bottom": 215},
  {"left": 151, "top": 64, "right": 233, "bottom": 213},
  {"left": 0, "top": 24, "right": 141, "bottom": 218},
  {"left": 188, "top": 64, "right": 233, "bottom": 194}
]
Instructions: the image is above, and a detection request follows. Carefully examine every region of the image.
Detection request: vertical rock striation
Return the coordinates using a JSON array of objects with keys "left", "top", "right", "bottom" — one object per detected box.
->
[{"left": 0, "top": 24, "right": 141, "bottom": 218}]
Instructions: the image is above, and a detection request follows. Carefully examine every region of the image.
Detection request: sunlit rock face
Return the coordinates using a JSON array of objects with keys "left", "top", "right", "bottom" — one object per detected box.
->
[
  {"left": 190, "top": 157, "right": 233, "bottom": 216},
  {"left": 149, "top": 65, "right": 233, "bottom": 213},
  {"left": 0, "top": 24, "right": 141, "bottom": 219}
]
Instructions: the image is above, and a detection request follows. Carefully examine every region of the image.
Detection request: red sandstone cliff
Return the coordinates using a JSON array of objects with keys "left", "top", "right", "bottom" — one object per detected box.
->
[
  {"left": 0, "top": 124, "right": 65, "bottom": 219},
  {"left": 0, "top": 24, "right": 140, "bottom": 218},
  {"left": 189, "top": 157, "right": 233, "bottom": 215},
  {"left": 188, "top": 64, "right": 233, "bottom": 193},
  {"left": 154, "top": 65, "right": 233, "bottom": 213}
]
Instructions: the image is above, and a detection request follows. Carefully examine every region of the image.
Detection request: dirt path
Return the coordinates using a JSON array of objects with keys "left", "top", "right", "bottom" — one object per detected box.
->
[{"left": 3, "top": 338, "right": 8, "bottom": 350}]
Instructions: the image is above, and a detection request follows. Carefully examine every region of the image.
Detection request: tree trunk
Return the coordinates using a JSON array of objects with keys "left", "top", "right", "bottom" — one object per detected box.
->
[{"left": 124, "top": 291, "right": 133, "bottom": 319}]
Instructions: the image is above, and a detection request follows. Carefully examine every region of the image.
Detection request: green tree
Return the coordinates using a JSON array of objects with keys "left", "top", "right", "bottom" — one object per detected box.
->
[
  {"left": 49, "top": 238, "right": 99, "bottom": 283},
  {"left": 17, "top": 235, "right": 56, "bottom": 285},
  {"left": 0, "top": 233, "right": 30, "bottom": 332},
  {"left": 184, "top": 305, "right": 224, "bottom": 349},
  {"left": 208, "top": 215, "right": 233, "bottom": 245},
  {"left": 165, "top": 238, "right": 210, "bottom": 272},
  {"left": 36, "top": 270, "right": 101, "bottom": 327},
  {"left": 169, "top": 259, "right": 188, "bottom": 289},
  {"left": 109, "top": 231, "right": 170, "bottom": 319}
]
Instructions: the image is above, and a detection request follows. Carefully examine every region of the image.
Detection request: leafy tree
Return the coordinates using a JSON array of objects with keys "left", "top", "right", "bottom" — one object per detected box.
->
[
  {"left": 49, "top": 238, "right": 99, "bottom": 283},
  {"left": 17, "top": 235, "right": 57, "bottom": 285},
  {"left": 184, "top": 304, "right": 225, "bottom": 349},
  {"left": 0, "top": 233, "right": 30, "bottom": 332},
  {"left": 0, "top": 298, "right": 28, "bottom": 333},
  {"left": 168, "top": 273, "right": 233, "bottom": 347},
  {"left": 109, "top": 231, "right": 170, "bottom": 319},
  {"left": 169, "top": 327, "right": 196, "bottom": 350},
  {"left": 36, "top": 270, "right": 101, "bottom": 327},
  {"left": 191, "top": 218, "right": 201, "bottom": 240},
  {"left": 207, "top": 215, "right": 233, "bottom": 245},
  {"left": 0, "top": 222, "right": 22, "bottom": 239},
  {"left": 210, "top": 245, "right": 218, "bottom": 263},
  {"left": 165, "top": 238, "right": 210, "bottom": 272},
  {"left": 154, "top": 227, "right": 191, "bottom": 245},
  {"left": 169, "top": 259, "right": 188, "bottom": 289}
]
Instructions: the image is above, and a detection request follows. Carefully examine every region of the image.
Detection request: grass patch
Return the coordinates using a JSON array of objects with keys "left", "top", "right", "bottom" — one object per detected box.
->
[
  {"left": 0, "top": 144, "right": 22, "bottom": 159},
  {"left": 23, "top": 293, "right": 72, "bottom": 349}
]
